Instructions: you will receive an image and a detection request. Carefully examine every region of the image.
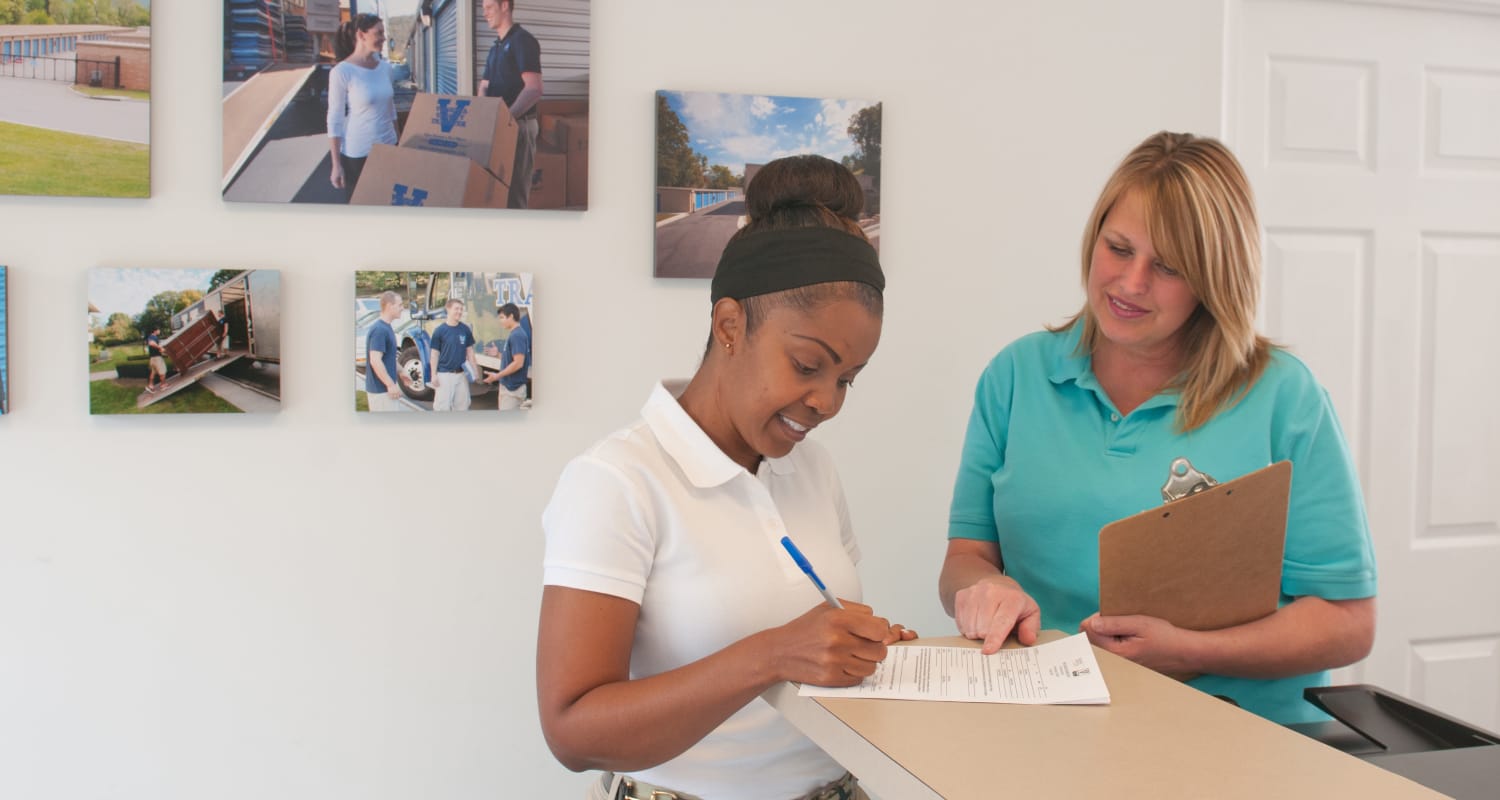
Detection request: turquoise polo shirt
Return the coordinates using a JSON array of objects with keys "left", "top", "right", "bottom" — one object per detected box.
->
[{"left": 948, "top": 325, "right": 1376, "bottom": 724}]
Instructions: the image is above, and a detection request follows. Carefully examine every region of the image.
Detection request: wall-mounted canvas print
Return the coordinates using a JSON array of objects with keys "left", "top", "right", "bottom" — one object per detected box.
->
[
  {"left": 654, "top": 90, "right": 882, "bottom": 278},
  {"left": 88, "top": 269, "right": 282, "bottom": 415},
  {"left": 0, "top": 266, "right": 7, "bottom": 414},
  {"left": 355, "top": 270, "right": 532, "bottom": 413},
  {"left": 0, "top": 7, "right": 152, "bottom": 198},
  {"left": 223, "top": 0, "right": 590, "bottom": 210}
]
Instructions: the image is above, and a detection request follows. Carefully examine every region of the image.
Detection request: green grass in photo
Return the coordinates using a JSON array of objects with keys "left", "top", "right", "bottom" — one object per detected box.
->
[
  {"left": 73, "top": 87, "right": 151, "bottom": 101},
  {"left": 355, "top": 390, "right": 369, "bottom": 412},
  {"left": 0, "top": 120, "right": 149, "bottom": 198},
  {"left": 90, "top": 380, "right": 241, "bottom": 415},
  {"left": 88, "top": 341, "right": 148, "bottom": 371}
]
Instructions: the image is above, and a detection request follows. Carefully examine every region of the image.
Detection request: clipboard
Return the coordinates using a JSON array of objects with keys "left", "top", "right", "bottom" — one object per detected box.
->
[{"left": 1098, "top": 460, "right": 1291, "bottom": 631}]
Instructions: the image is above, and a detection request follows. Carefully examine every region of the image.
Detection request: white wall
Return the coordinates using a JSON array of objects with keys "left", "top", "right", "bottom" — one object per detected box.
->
[{"left": 0, "top": 2, "right": 1224, "bottom": 796}]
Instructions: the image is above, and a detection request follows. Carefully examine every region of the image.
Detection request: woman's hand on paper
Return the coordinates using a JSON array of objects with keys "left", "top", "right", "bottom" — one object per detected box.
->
[
  {"left": 953, "top": 574, "right": 1041, "bottom": 654},
  {"left": 771, "top": 601, "right": 894, "bottom": 687},
  {"left": 884, "top": 623, "right": 918, "bottom": 644},
  {"left": 1081, "top": 612, "right": 1198, "bottom": 680}
]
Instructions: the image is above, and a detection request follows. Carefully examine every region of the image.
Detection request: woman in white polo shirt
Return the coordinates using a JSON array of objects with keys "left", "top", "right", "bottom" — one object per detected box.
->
[
  {"left": 539, "top": 155, "right": 913, "bottom": 800},
  {"left": 325, "top": 14, "right": 397, "bottom": 202}
]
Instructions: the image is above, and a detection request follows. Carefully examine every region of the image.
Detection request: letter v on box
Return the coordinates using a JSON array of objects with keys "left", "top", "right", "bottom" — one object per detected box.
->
[
  {"left": 351, "top": 144, "right": 508, "bottom": 209},
  {"left": 399, "top": 93, "right": 520, "bottom": 186}
]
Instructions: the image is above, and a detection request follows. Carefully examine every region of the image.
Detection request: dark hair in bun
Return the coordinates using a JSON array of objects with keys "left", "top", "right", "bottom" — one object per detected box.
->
[
  {"left": 705, "top": 155, "right": 882, "bottom": 347},
  {"left": 733, "top": 154, "right": 868, "bottom": 243}
]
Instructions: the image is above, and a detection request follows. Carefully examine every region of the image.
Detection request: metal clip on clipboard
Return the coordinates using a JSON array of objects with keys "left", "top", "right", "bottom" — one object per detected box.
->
[{"left": 1161, "top": 457, "right": 1218, "bottom": 503}]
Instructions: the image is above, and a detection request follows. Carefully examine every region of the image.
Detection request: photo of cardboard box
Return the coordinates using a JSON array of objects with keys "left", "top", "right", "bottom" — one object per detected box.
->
[
  {"left": 351, "top": 144, "right": 509, "bottom": 209},
  {"left": 399, "top": 93, "right": 521, "bottom": 186},
  {"left": 539, "top": 113, "right": 569, "bottom": 151},
  {"left": 527, "top": 146, "right": 568, "bottom": 210},
  {"left": 556, "top": 115, "right": 588, "bottom": 208}
]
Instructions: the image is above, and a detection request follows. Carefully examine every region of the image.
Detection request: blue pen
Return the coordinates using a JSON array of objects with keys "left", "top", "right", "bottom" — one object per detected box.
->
[{"left": 780, "top": 535, "right": 844, "bottom": 609}]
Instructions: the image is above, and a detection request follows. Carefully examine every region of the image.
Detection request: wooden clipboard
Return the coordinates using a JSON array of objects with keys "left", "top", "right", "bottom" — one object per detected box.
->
[{"left": 1098, "top": 461, "right": 1292, "bottom": 631}]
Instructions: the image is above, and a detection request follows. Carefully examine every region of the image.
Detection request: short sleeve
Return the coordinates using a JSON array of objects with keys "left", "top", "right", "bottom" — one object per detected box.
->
[
  {"left": 1272, "top": 360, "right": 1377, "bottom": 600},
  {"left": 520, "top": 32, "right": 542, "bottom": 74},
  {"left": 541, "top": 455, "right": 655, "bottom": 604},
  {"left": 947, "top": 350, "right": 1016, "bottom": 542}
]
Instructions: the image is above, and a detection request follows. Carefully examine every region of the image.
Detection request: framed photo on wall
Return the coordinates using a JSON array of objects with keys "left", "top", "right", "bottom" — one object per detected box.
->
[
  {"left": 88, "top": 268, "right": 282, "bottom": 415},
  {"left": 354, "top": 270, "right": 533, "bottom": 413},
  {"left": 222, "top": 0, "right": 590, "bottom": 211},
  {"left": 0, "top": 9, "right": 152, "bottom": 198},
  {"left": 1, "top": 266, "right": 7, "bottom": 414},
  {"left": 654, "top": 90, "right": 882, "bottom": 278}
]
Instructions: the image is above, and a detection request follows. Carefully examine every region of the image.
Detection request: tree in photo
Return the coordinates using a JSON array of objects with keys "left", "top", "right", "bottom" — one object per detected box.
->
[
  {"left": 133, "top": 289, "right": 203, "bottom": 339},
  {"left": 207, "top": 270, "right": 242, "bottom": 292},
  {"left": 355, "top": 271, "right": 406, "bottom": 294},
  {"left": 704, "top": 164, "right": 741, "bottom": 190},
  {"left": 843, "top": 103, "right": 882, "bottom": 180},
  {"left": 656, "top": 94, "right": 705, "bottom": 188},
  {"left": 99, "top": 312, "right": 139, "bottom": 346},
  {"left": 0, "top": 0, "right": 25, "bottom": 25}
]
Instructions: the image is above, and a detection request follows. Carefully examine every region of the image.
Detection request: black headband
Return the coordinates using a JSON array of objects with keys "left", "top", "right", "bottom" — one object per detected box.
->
[{"left": 710, "top": 227, "right": 885, "bottom": 303}]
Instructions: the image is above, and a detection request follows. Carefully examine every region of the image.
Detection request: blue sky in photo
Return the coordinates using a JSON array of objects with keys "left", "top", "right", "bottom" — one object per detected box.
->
[
  {"left": 661, "top": 90, "right": 878, "bottom": 176},
  {"left": 89, "top": 268, "right": 217, "bottom": 320}
]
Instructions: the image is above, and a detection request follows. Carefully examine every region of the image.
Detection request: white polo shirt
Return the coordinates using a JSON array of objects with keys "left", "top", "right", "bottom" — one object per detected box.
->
[{"left": 542, "top": 382, "right": 861, "bottom": 799}]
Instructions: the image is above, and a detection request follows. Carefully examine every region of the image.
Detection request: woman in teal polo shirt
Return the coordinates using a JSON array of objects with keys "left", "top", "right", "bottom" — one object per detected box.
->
[{"left": 939, "top": 131, "right": 1376, "bottom": 724}]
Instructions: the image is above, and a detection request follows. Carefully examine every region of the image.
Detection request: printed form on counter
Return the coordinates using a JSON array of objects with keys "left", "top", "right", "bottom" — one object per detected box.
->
[{"left": 798, "top": 632, "right": 1110, "bottom": 705}]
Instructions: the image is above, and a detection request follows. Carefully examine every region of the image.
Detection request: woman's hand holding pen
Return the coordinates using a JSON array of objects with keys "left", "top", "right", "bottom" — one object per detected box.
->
[
  {"left": 954, "top": 574, "right": 1041, "bottom": 654},
  {"left": 766, "top": 601, "right": 912, "bottom": 688}
]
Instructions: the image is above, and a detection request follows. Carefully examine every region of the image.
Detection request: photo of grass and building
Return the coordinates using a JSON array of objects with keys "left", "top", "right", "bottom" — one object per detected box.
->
[
  {"left": 654, "top": 90, "right": 881, "bottom": 278},
  {"left": 88, "top": 268, "right": 282, "bottom": 415},
  {"left": 0, "top": 1, "right": 151, "bottom": 198}
]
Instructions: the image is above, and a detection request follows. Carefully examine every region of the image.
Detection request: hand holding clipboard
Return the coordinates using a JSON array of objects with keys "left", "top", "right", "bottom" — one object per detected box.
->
[{"left": 1098, "top": 460, "right": 1292, "bottom": 632}]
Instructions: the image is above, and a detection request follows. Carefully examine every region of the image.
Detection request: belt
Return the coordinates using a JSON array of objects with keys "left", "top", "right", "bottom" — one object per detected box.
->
[
  {"left": 601, "top": 771, "right": 858, "bottom": 800},
  {"left": 437, "top": 369, "right": 464, "bottom": 373}
]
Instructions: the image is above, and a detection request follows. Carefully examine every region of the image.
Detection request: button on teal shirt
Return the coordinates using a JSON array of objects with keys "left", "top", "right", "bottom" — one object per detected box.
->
[{"left": 948, "top": 325, "right": 1377, "bottom": 724}]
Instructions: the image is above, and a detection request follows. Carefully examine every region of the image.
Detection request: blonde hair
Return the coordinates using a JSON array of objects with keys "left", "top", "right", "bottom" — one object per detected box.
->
[{"left": 1061, "top": 131, "right": 1272, "bottom": 432}]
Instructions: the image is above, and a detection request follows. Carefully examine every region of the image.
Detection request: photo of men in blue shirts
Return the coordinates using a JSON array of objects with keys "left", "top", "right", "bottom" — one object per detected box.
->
[
  {"left": 483, "top": 302, "right": 530, "bottom": 411},
  {"left": 429, "top": 298, "right": 479, "bottom": 411},
  {"left": 363, "top": 291, "right": 405, "bottom": 412}
]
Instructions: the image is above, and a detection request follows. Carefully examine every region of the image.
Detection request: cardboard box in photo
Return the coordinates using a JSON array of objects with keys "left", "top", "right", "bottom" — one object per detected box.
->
[
  {"left": 400, "top": 93, "right": 521, "bottom": 187},
  {"left": 351, "top": 145, "right": 508, "bottom": 209},
  {"left": 528, "top": 146, "right": 568, "bottom": 210},
  {"left": 549, "top": 115, "right": 589, "bottom": 208}
]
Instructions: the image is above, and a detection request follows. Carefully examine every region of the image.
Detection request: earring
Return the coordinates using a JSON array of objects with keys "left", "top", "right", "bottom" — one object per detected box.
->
[{"left": 723, "top": 342, "right": 732, "bottom": 355}]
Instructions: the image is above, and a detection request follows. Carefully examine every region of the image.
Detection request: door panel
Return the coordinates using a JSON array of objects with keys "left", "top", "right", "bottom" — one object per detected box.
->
[{"left": 1233, "top": 0, "right": 1500, "bottom": 731}]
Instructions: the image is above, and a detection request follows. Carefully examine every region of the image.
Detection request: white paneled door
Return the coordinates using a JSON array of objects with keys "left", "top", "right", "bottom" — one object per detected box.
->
[{"left": 1232, "top": 0, "right": 1500, "bottom": 731}]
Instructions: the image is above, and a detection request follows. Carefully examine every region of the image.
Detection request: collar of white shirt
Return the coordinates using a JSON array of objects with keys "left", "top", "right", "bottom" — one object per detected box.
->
[{"left": 641, "top": 380, "right": 797, "bottom": 489}]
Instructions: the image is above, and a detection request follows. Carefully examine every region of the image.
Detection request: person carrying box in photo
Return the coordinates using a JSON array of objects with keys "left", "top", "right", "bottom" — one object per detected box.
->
[
  {"left": 145, "top": 327, "right": 167, "bottom": 394},
  {"left": 214, "top": 308, "right": 230, "bottom": 358},
  {"left": 482, "top": 302, "right": 530, "bottom": 410},
  {"left": 364, "top": 291, "right": 405, "bottom": 412},
  {"left": 429, "top": 299, "right": 479, "bottom": 411},
  {"left": 477, "top": 0, "right": 543, "bottom": 210}
]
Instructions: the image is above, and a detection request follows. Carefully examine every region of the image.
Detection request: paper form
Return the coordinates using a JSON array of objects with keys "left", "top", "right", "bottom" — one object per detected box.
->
[{"left": 797, "top": 632, "right": 1110, "bottom": 705}]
